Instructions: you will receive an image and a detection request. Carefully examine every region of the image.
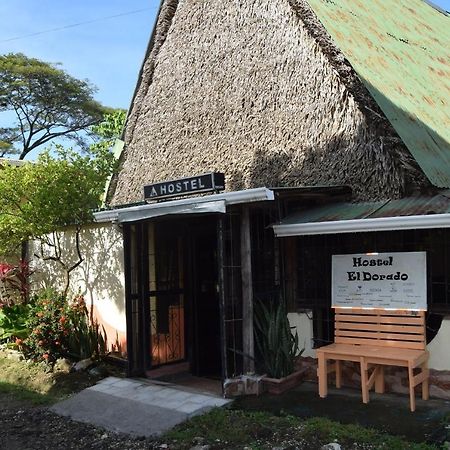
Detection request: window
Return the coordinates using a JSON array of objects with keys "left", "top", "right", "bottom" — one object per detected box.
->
[{"left": 288, "top": 229, "right": 450, "bottom": 346}]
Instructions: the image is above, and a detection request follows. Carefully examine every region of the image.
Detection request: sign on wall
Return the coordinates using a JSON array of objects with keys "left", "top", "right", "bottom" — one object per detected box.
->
[
  {"left": 332, "top": 252, "right": 427, "bottom": 310},
  {"left": 144, "top": 172, "right": 225, "bottom": 201}
]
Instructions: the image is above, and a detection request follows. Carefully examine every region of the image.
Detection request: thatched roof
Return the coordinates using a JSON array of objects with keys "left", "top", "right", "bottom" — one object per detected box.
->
[{"left": 107, "top": 0, "right": 438, "bottom": 206}]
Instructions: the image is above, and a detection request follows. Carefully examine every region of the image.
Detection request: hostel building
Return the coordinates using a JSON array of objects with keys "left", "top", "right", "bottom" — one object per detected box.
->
[{"left": 38, "top": 0, "right": 450, "bottom": 397}]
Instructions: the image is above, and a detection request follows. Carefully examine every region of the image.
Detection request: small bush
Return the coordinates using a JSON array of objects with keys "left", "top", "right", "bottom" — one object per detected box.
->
[
  {"left": 0, "top": 303, "right": 32, "bottom": 342},
  {"left": 0, "top": 260, "right": 31, "bottom": 306},
  {"left": 23, "top": 290, "right": 72, "bottom": 363},
  {"left": 22, "top": 290, "right": 107, "bottom": 364},
  {"left": 254, "top": 297, "right": 303, "bottom": 378},
  {"left": 67, "top": 295, "right": 107, "bottom": 361}
]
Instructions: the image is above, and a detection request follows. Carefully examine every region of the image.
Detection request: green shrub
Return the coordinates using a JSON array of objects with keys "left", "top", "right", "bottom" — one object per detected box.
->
[
  {"left": 0, "top": 260, "right": 31, "bottom": 306},
  {"left": 0, "top": 303, "right": 32, "bottom": 343},
  {"left": 254, "top": 298, "right": 303, "bottom": 379},
  {"left": 23, "top": 290, "right": 72, "bottom": 363},
  {"left": 67, "top": 295, "right": 107, "bottom": 361},
  {"left": 23, "top": 290, "right": 107, "bottom": 364}
]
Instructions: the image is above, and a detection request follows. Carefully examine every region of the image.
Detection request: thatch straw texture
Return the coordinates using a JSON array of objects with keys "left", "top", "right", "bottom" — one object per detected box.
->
[{"left": 109, "top": 0, "right": 429, "bottom": 206}]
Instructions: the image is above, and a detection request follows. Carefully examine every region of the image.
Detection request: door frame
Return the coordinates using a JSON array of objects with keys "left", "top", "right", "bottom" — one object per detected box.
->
[{"left": 123, "top": 215, "right": 227, "bottom": 380}]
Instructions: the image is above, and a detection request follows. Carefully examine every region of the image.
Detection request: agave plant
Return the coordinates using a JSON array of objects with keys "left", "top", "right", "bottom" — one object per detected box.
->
[{"left": 254, "top": 297, "right": 303, "bottom": 379}]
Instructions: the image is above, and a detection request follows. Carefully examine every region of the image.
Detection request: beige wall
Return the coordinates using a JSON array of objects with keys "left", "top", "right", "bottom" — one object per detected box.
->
[
  {"left": 288, "top": 312, "right": 315, "bottom": 358},
  {"left": 428, "top": 318, "right": 450, "bottom": 371},
  {"left": 31, "top": 223, "right": 127, "bottom": 354},
  {"left": 289, "top": 312, "right": 450, "bottom": 371}
]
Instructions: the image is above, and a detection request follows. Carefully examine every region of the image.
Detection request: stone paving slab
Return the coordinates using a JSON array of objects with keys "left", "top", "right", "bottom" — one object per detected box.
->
[{"left": 50, "top": 377, "right": 231, "bottom": 437}]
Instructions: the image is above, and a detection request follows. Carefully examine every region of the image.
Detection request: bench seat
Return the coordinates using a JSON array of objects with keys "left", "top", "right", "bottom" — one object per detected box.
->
[
  {"left": 316, "top": 309, "right": 429, "bottom": 412},
  {"left": 317, "top": 343, "right": 428, "bottom": 365}
]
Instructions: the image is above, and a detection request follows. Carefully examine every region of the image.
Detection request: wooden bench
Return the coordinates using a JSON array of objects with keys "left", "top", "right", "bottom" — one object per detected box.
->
[{"left": 316, "top": 308, "right": 429, "bottom": 412}]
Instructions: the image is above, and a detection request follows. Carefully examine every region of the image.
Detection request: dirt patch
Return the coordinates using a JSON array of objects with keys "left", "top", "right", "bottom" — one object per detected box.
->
[
  {"left": 0, "top": 353, "right": 158, "bottom": 449},
  {"left": 0, "top": 392, "right": 155, "bottom": 450}
]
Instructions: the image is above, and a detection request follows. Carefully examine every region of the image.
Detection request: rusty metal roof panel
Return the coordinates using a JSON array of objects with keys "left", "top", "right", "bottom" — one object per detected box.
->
[
  {"left": 370, "top": 191, "right": 450, "bottom": 217},
  {"left": 307, "top": 0, "right": 450, "bottom": 187},
  {"left": 279, "top": 201, "right": 387, "bottom": 225},
  {"left": 278, "top": 191, "right": 450, "bottom": 224}
]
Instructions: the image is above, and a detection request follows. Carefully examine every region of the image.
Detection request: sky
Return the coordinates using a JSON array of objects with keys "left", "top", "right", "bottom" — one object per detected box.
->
[
  {"left": 0, "top": 1, "right": 160, "bottom": 110},
  {"left": 0, "top": 0, "right": 449, "bottom": 112}
]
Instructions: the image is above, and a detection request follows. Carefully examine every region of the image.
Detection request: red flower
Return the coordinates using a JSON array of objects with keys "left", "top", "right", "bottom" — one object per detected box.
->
[
  {"left": 0, "top": 262, "right": 14, "bottom": 277},
  {"left": 42, "top": 353, "right": 49, "bottom": 360},
  {"left": 59, "top": 316, "right": 66, "bottom": 324},
  {"left": 15, "top": 338, "right": 23, "bottom": 345}
]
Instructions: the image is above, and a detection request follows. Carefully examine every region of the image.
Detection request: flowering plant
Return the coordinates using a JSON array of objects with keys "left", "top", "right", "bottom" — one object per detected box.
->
[
  {"left": 23, "top": 290, "right": 107, "bottom": 364},
  {"left": 23, "top": 290, "right": 72, "bottom": 363},
  {"left": 0, "top": 260, "right": 32, "bottom": 306}
]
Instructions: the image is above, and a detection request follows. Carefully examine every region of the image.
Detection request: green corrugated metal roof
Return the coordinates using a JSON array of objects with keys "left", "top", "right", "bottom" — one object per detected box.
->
[
  {"left": 307, "top": 0, "right": 450, "bottom": 187},
  {"left": 280, "top": 202, "right": 386, "bottom": 225},
  {"left": 280, "top": 190, "right": 450, "bottom": 225}
]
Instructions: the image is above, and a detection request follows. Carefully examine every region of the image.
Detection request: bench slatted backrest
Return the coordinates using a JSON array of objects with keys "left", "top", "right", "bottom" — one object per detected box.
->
[{"left": 334, "top": 308, "right": 426, "bottom": 350}]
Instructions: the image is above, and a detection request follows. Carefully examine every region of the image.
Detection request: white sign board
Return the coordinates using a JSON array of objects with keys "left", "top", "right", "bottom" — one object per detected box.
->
[{"left": 332, "top": 252, "right": 427, "bottom": 310}]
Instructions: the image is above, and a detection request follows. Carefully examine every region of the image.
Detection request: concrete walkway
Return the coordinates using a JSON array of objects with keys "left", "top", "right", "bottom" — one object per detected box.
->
[{"left": 50, "top": 376, "right": 231, "bottom": 437}]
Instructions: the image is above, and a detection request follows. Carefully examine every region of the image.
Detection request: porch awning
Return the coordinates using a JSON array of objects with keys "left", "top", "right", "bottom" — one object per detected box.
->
[
  {"left": 273, "top": 191, "right": 450, "bottom": 237},
  {"left": 94, "top": 187, "right": 275, "bottom": 223}
]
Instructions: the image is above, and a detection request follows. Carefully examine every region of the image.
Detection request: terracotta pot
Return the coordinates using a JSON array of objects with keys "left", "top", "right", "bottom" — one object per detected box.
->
[{"left": 262, "top": 370, "right": 303, "bottom": 395}]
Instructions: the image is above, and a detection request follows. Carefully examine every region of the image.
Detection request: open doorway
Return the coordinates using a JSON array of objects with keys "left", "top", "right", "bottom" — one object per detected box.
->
[
  {"left": 188, "top": 220, "right": 222, "bottom": 378},
  {"left": 124, "top": 216, "right": 222, "bottom": 381}
]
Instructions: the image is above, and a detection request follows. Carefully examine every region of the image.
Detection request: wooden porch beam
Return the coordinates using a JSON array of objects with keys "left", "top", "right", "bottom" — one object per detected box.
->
[{"left": 241, "top": 206, "right": 255, "bottom": 373}]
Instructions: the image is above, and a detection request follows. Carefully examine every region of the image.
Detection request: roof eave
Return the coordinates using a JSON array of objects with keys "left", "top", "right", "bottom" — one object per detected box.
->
[{"left": 274, "top": 213, "right": 450, "bottom": 237}]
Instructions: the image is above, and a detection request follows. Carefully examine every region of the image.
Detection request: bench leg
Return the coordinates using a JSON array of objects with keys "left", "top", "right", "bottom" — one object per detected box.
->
[
  {"left": 408, "top": 363, "right": 416, "bottom": 412},
  {"left": 318, "top": 353, "right": 328, "bottom": 398},
  {"left": 360, "top": 357, "right": 369, "bottom": 404},
  {"left": 421, "top": 361, "right": 429, "bottom": 401},
  {"left": 375, "top": 366, "right": 385, "bottom": 394},
  {"left": 336, "top": 360, "right": 342, "bottom": 389}
]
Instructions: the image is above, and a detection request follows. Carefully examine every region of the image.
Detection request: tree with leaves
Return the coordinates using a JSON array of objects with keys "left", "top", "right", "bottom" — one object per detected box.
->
[
  {"left": 0, "top": 111, "right": 125, "bottom": 293},
  {"left": 0, "top": 53, "right": 108, "bottom": 160},
  {"left": 0, "top": 148, "right": 111, "bottom": 293}
]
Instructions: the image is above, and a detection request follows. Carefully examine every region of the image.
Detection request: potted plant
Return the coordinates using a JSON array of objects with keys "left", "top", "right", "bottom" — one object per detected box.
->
[{"left": 254, "top": 297, "right": 304, "bottom": 394}]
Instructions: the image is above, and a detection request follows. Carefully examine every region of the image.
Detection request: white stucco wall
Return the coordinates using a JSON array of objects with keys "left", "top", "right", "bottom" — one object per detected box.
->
[
  {"left": 289, "top": 311, "right": 450, "bottom": 371},
  {"left": 31, "top": 222, "right": 127, "bottom": 353},
  {"left": 428, "top": 318, "right": 450, "bottom": 370},
  {"left": 288, "top": 311, "right": 315, "bottom": 358}
]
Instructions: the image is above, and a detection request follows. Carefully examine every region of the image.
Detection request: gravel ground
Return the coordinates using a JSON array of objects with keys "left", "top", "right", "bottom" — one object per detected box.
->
[
  {"left": 0, "top": 393, "right": 159, "bottom": 450},
  {"left": 1, "top": 391, "right": 439, "bottom": 450}
]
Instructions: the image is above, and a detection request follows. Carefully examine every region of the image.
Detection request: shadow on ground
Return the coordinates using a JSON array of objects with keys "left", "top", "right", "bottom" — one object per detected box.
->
[{"left": 233, "top": 382, "right": 450, "bottom": 444}]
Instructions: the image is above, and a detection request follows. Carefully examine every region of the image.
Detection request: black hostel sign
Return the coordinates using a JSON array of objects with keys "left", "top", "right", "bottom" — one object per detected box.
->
[{"left": 144, "top": 172, "right": 225, "bottom": 201}]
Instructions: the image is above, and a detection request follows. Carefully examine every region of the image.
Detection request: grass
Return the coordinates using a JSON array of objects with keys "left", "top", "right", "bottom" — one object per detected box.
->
[
  {"left": 165, "top": 408, "right": 298, "bottom": 446},
  {"left": 0, "top": 381, "right": 51, "bottom": 404},
  {"left": 0, "top": 352, "right": 441, "bottom": 449},
  {"left": 302, "top": 417, "right": 436, "bottom": 450},
  {"left": 0, "top": 350, "right": 117, "bottom": 405},
  {"left": 162, "top": 408, "right": 439, "bottom": 450}
]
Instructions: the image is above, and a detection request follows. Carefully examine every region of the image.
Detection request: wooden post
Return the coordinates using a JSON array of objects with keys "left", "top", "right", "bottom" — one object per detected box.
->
[
  {"left": 241, "top": 206, "right": 255, "bottom": 373},
  {"left": 375, "top": 366, "right": 385, "bottom": 394},
  {"left": 361, "top": 357, "right": 369, "bottom": 404},
  {"left": 217, "top": 216, "right": 228, "bottom": 383},
  {"left": 335, "top": 360, "right": 341, "bottom": 388},
  {"left": 318, "top": 352, "right": 328, "bottom": 398}
]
